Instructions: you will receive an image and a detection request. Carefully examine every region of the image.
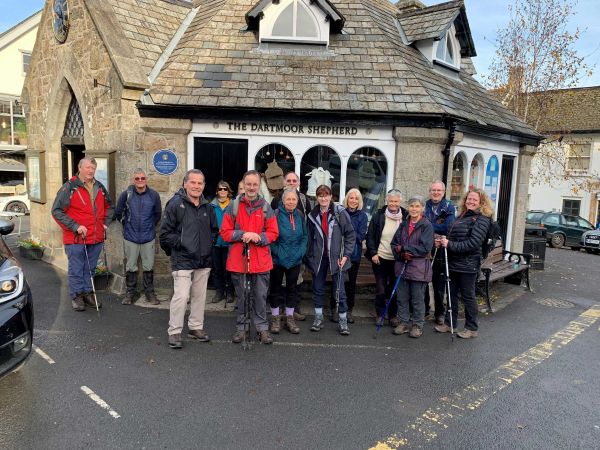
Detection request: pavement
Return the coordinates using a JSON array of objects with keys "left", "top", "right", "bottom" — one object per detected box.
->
[{"left": 1, "top": 237, "right": 599, "bottom": 450}]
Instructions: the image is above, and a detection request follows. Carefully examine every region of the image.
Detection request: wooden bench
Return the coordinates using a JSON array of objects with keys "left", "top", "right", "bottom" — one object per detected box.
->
[{"left": 478, "top": 240, "right": 533, "bottom": 313}]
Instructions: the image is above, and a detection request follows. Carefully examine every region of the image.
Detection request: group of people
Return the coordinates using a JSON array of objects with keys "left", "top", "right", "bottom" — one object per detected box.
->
[{"left": 51, "top": 157, "right": 496, "bottom": 350}]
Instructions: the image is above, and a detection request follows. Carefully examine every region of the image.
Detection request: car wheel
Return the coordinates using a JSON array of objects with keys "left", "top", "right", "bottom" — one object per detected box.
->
[
  {"left": 5, "top": 201, "right": 28, "bottom": 214},
  {"left": 550, "top": 233, "right": 565, "bottom": 248}
]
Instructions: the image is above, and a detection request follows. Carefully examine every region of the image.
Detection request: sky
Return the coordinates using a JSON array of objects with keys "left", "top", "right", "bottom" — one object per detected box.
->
[{"left": 2, "top": 0, "right": 599, "bottom": 87}]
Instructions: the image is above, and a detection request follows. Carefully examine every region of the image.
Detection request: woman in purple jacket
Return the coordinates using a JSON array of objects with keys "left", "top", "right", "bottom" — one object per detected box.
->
[{"left": 391, "top": 195, "right": 434, "bottom": 338}]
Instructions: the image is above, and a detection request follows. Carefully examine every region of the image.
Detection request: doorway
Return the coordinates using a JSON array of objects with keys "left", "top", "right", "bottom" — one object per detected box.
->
[
  {"left": 61, "top": 144, "right": 85, "bottom": 183},
  {"left": 194, "top": 137, "right": 248, "bottom": 200},
  {"left": 497, "top": 155, "right": 515, "bottom": 243}
]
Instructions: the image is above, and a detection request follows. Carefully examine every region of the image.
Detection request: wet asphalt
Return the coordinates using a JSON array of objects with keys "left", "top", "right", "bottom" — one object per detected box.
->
[{"left": 1, "top": 239, "right": 599, "bottom": 450}]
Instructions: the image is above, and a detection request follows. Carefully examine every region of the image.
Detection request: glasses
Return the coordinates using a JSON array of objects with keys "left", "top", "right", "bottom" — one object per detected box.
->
[
  {"left": 217, "top": 187, "right": 229, "bottom": 192},
  {"left": 286, "top": 178, "right": 299, "bottom": 184},
  {"left": 134, "top": 177, "right": 146, "bottom": 181}
]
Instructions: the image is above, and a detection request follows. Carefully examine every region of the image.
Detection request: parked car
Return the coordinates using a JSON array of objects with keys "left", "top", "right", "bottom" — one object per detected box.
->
[
  {"left": 0, "top": 194, "right": 30, "bottom": 215},
  {"left": 580, "top": 229, "right": 600, "bottom": 254},
  {"left": 0, "top": 219, "right": 34, "bottom": 378},
  {"left": 526, "top": 210, "right": 595, "bottom": 249}
]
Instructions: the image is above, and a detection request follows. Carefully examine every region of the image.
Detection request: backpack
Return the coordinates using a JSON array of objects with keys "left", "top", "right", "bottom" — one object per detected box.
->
[
  {"left": 230, "top": 195, "right": 269, "bottom": 227},
  {"left": 119, "top": 187, "right": 134, "bottom": 225},
  {"left": 482, "top": 219, "right": 502, "bottom": 259}
]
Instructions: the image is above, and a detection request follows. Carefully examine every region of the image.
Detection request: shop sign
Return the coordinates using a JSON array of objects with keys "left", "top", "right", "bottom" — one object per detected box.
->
[
  {"left": 226, "top": 122, "right": 359, "bottom": 136},
  {"left": 153, "top": 149, "right": 178, "bottom": 175}
]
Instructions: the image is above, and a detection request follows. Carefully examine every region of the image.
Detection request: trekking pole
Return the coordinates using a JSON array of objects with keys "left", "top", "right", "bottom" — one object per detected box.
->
[
  {"left": 82, "top": 236, "right": 100, "bottom": 315},
  {"left": 242, "top": 242, "right": 252, "bottom": 350},
  {"left": 334, "top": 230, "right": 345, "bottom": 318},
  {"left": 431, "top": 247, "right": 438, "bottom": 267},
  {"left": 374, "top": 263, "right": 406, "bottom": 339},
  {"left": 443, "top": 246, "right": 454, "bottom": 341}
]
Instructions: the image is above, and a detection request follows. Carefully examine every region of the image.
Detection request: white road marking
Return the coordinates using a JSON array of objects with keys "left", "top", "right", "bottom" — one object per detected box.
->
[
  {"left": 80, "top": 386, "right": 121, "bottom": 419},
  {"left": 33, "top": 345, "right": 55, "bottom": 364}
]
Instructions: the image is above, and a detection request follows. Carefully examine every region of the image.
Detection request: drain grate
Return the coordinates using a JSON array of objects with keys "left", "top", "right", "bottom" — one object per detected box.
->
[{"left": 535, "top": 298, "right": 575, "bottom": 309}]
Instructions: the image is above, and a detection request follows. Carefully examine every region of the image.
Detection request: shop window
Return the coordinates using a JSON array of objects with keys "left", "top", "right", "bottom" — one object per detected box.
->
[
  {"left": 346, "top": 147, "right": 387, "bottom": 217},
  {"left": 484, "top": 155, "right": 499, "bottom": 206},
  {"left": 450, "top": 152, "right": 466, "bottom": 203},
  {"left": 469, "top": 154, "right": 484, "bottom": 190},
  {"left": 562, "top": 199, "right": 581, "bottom": 217},
  {"left": 255, "top": 144, "right": 295, "bottom": 176},
  {"left": 301, "top": 146, "right": 340, "bottom": 200}
]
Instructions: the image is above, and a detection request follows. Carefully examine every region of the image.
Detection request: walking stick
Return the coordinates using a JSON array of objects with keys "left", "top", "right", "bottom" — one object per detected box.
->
[
  {"left": 374, "top": 263, "right": 406, "bottom": 339},
  {"left": 82, "top": 236, "right": 100, "bottom": 315},
  {"left": 242, "top": 242, "right": 252, "bottom": 350},
  {"left": 334, "top": 229, "right": 346, "bottom": 318},
  {"left": 443, "top": 246, "right": 454, "bottom": 340}
]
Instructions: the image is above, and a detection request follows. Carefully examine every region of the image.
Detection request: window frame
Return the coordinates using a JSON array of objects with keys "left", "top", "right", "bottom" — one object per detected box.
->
[
  {"left": 562, "top": 199, "right": 581, "bottom": 217},
  {"left": 433, "top": 25, "right": 461, "bottom": 71},
  {"left": 565, "top": 143, "right": 591, "bottom": 174},
  {"left": 21, "top": 51, "right": 32, "bottom": 76},
  {"left": 259, "top": 0, "right": 329, "bottom": 46}
]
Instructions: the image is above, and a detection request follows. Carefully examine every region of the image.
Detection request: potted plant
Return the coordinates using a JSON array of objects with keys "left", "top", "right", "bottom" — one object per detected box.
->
[
  {"left": 93, "top": 263, "right": 112, "bottom": 290},
  {"left": 17, "top": 238, "right": 45, "bottom": 260}
]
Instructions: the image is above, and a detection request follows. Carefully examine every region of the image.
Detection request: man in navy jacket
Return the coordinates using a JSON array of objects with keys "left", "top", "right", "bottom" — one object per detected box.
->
[
  {"left": 115, "top": 168, "right": 162, "bottom": 305},
  {"left": 424, "top": 180, "right": 456, "bottom": 323}
]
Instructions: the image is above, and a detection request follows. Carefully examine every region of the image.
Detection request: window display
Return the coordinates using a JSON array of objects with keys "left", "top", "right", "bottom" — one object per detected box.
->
[
  {"left": 300, "top": 146, "right": 340, "bottom": 198},
  {"left": 346, "top": 147, "right": 387, "bottom": 217}
]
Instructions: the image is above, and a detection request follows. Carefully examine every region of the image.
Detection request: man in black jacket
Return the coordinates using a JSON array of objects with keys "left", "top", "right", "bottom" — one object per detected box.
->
[{"left": 159, "top": 169, "right": 218, "bottom": 349}]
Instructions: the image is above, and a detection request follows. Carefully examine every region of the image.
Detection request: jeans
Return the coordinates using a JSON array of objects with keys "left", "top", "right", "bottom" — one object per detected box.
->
[
  {"left": 372, "top": 258, "right": 398, "bottom": 318},
  {"left": 329, "top": 260, "right": 360, "bottom": 312},
  {"left": 270, "top": 264, "right": 301, "bottom": 309},
  {"left": 212, "top": 246, "right": 232, "bottom": 295},
  {"left": 313, "top": 257, "right": 348, "bottom": 314},
  {"left": 424, "top": 258, "right": 446, "bottom": 318},
  {"left": 397, "top": 280, "right": 427, "bottom": 328},
  {"left": 232, "top": 271, "right": 270, "bottom": 332},
  {"left": 446, "top": 271, "right": 479, "bottom": 331},
  {"left": 65, "top": 243, "right": 103, "bottom": 300}
]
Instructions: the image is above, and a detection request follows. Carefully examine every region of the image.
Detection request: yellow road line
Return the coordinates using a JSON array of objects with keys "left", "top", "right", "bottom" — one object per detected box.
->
[{"left": 370, "top": 304, "right": 600, "bottom": 450}]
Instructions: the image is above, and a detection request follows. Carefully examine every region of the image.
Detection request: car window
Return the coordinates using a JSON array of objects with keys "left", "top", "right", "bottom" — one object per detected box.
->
[
  {"left": 578, "top": 218, "right": 593, "bottom": 229},
  {"left": 527, "top": 212, "right": 544, "bottom": 223},
  {"left": 564, "top": 216, "right": 578, "bottom": 226},
  {"left": 542, "top": 214, "right": 561, "bottom": 225}
]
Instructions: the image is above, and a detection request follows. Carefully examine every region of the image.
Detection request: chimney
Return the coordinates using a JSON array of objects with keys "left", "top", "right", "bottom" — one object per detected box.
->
[{"left": 395, "top": 0, "right": 426, "bottom": 13}]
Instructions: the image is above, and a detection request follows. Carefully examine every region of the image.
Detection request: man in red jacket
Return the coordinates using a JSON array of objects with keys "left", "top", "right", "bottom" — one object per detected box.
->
[
  {"left": 221, "top": 170, "right": 278, "bottom": 344},
  {"left": 52, "top": 158, "right": 114, "bottom": 311}
]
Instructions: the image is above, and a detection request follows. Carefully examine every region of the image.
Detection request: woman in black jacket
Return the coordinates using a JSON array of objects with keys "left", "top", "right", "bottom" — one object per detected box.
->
[{"left": 435, "top": 188, "right": 493, "bottom": 339}]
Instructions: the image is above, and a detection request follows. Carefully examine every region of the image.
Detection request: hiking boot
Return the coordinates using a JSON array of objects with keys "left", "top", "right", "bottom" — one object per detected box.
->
[
  {"left": 145, "top": 291, "right": 160, "bottom": 305},
  {"left": 168, "top": 333, "right": 182, "bottom": 349},
  {"left": 212, "top": 291, "right": 225, "bottom": 304},
  {"left": 226, "top": 291, "right": 235, "bottom": 304},
  {"left": 294, "top": 310, "right": 306, "bottom": 321},
  {"left": 409, "top": 325, "right": 423, "bottom": 338},
  {"left": 331, "top": 310, "right": 339, "bottom": 323},
  {"left": 435, "top": 316, "right": 445, "bottom": 326},
  {"left": 285, "top": 315, "right": 300, "bottom": 334},
  {"left": 347, "top": 310, "right": 355, "bottom": 324},
  {"left": 393, "top": 323, "right": 410, "bottom": 335},
  {"left": 434, "top": 323, "right": 455, "bottom": 333},
  {"left": 232, "top": 330, "right": 248, "bottom": 344},
  {"left": 270, "top": 315, "right": 281, "bottom": 334},
  {"left": 457, "top": 329, "right": 478, "bottom": 339},
  {"left": 258, "top": 330, "right": 273, "bottom": 345},
  {"left": 188, "top": 329, "right": 210, "bottom": 342},
  {"left": 121, "top": 293, "right": 134, "bottom": 305},
  {"left": 310, "top": 314, "right": 325, "bottom": 332},
  {"left": 389, "top": 317, "right": 400, "bottom": 328},
  {"left": 71, "top": 294, "right": 86, "bottom": 311},
  {"left": 82, "top": 292, "right": 102, "bottom": 309},
  {"left": 338, "top": 317, "right": 350, "bottom": 336}
]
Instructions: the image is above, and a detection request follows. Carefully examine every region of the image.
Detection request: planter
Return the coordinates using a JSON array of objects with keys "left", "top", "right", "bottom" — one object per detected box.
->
[
  {"left": 93, "top": 273, "right": 113, "bottom": 291},
  {"left": 18, "top": 246, "right": 44, "bottom": 260}
]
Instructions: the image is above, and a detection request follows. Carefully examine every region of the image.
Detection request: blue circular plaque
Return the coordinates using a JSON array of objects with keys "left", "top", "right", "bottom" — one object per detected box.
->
[{"left": 153, "top": 149, "right": 178, "bottom": 175}]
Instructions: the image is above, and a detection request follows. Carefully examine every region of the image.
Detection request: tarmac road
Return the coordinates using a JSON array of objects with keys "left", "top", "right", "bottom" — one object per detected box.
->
[{"left": 0, "top": 246, "right": 599, "bottom": 450}]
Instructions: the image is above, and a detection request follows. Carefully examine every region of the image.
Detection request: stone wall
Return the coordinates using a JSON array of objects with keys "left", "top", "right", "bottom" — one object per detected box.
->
[
  {"left": 510, "top": 145, "right": 537, "bottom": 253},
  {"left": 392, "top": 127, "right": 464, "bottom": 202}
]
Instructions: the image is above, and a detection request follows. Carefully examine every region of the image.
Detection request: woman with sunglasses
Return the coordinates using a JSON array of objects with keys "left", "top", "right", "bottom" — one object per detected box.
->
[
  {"left": 305, "top": 185, "right": 355, "bottom": 335},
  {"left": 209, "top": 181, "right": 235, "bottom": 303}
]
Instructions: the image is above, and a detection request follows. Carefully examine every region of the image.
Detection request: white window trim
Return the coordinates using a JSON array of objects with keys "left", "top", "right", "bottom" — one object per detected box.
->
[
  {"left": 433, "top": 25, "right": 461, "bottom": 71},
  {"left": 565, "top": 142, "right": 591, "bottom": 174},
  {"left": 20, "top": 50, "right": 32, "bottom": 77},
  {"left": 259, "top": 0, "right": 330, "bottom": 46}
]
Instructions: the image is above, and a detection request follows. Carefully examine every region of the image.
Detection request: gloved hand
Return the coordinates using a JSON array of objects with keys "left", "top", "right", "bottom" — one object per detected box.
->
[{"left": 401, "top": 251, "right": 413, "bottom": 261}]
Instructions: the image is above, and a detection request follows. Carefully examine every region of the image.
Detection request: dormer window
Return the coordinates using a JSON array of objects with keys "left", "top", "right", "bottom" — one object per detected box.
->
[
  {"left": 434, "top": 26, "right": 460, "bottom": 70},
  {"left": 258, "top": 0, "right": 330, "bottom": 45}
]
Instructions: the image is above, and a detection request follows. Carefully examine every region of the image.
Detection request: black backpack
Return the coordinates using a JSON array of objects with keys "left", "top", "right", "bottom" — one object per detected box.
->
[{"left": 482, "top": 219, "right": 502, "bottom": 259}]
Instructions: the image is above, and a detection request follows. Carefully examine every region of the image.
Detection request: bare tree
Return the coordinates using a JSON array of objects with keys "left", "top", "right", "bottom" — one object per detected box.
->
[{"left": 485, "top": 0, "right": 595, "bottom": 192}]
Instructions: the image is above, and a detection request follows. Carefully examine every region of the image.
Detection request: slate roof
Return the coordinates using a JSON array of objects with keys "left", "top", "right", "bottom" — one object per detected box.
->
[
  {"left": 104, "top": 0, "right": 192, "bottom": 77},
  {"left": 530, "top": 87, "right": 600, "bottom": 134},
  {"left": 132, "top": 0, "right": 536, "bottom": 139},
  {"left": 397, "top": 0, "right": 460, "bottom": 43}
]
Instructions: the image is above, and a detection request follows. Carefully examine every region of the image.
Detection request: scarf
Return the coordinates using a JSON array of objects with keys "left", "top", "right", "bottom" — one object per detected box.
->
[
  {"left": 385, "top": 207, "right": 403, "bottom": 230},
  {"left": 218, "top": 198, "right": 230, "bottom": 209}
]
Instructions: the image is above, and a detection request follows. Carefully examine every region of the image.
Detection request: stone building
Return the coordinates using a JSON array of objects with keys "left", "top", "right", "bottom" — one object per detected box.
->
[{"left": 23, "top": 0, "right": 540, "bottom": 290}]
